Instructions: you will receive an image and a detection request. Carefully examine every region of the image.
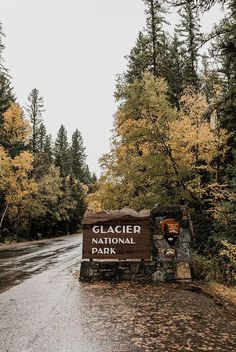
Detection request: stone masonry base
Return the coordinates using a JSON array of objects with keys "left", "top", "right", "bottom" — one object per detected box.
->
[{"left": 79, "top": 260, "right": 192, "bottom": 283}]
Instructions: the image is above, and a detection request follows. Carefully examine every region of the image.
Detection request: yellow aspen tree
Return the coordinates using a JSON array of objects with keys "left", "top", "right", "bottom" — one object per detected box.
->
[
  {"left": 168, "top": 88, "right": 227, "bottom": 198},
  {"left": 0, "top": 103, "right": 36, "bottom": 229},
  {"left": 1, "top": 103, "right": 31, "bottom": 146},
  {"left": 0, "top": 147, "right": 36, "bottom": 228}
]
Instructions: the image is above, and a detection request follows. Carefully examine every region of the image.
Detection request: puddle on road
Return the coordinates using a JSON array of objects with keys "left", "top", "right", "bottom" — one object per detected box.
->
[
  {"left": 0, "top": 241, "right": 68, "bottom": 260},
  {"left": 0, "top": 245, "right": 44, "bottom": 259},
  {"left": 76, "top": 282, "right": 236, "bottom": 352},
  {"left": 0, "top": 265, "right": 52, "bottom": 293}
]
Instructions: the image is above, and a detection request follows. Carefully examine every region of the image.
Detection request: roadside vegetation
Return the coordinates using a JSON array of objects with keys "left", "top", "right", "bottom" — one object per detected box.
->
[
  {"left": 87, "top": 0, "right": 236, "bottom": 286},
  {"left": 0, "top": 25, "right": 96, "bottom": 242}
]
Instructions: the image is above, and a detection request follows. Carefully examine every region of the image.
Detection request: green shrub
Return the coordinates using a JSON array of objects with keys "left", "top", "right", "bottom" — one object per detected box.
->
[{"left": 192, "top": 250, "right": 236, "bottom": 286}]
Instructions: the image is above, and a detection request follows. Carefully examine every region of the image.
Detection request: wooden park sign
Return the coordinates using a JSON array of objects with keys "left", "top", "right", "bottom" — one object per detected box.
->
[{"left": 82, "top": 209, "right": 151, "bottom": 260}]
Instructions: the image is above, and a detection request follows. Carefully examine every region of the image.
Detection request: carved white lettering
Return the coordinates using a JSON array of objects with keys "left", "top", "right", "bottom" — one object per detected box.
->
[
  {"left": 92, "top": 225, "right": 141, "bottom": 234},
  {"left": 91, "top": 237, "right": 136, "bottom": 245},
  {"left": 115, "top": 226, "right": 122, "bottom": 233},
  {"left": 92, "top": 226, "right": 99, "bottom": 234},
  {"left": 91, "top": 247, "right": 116, "bottom": 255},
  {"left": 134, "top": 225, "right": 141, "bottom": 233}
]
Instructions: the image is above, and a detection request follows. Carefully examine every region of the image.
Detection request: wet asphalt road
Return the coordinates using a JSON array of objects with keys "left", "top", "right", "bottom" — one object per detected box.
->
[{"left": 0, "top": 235, "right": 236, "bottom": 352}]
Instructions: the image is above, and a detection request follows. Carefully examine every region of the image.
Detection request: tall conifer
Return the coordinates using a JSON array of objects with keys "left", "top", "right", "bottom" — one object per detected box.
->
[
  {"left": 177, "top": 0, "right": 202, "bottom": 88},
  {"left": 0, "top": 23, "right": 15, "bottom": 126},
  {"left": 125, "top": 31, "right": 152, "bottom": 83},
  {"left": 70, "top": 129, "right": 86, "bottom": 182},
  {"left": 143, "top": 0, "right": 167, "bottom": 77},
  {"left": 54, "top": 125, "right": 70, "bottom": 176},
  {"left": 26, "top": 88, "right": 45, "bottom": 154}
]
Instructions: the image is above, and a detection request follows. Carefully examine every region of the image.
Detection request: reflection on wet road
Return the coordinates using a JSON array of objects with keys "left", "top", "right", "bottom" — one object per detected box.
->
[
  {"left": 0, "top": 235, "right": 82, "bottom": 293},
  {"left": 0, "top": 235, "right": 236, "bottom": 352}
]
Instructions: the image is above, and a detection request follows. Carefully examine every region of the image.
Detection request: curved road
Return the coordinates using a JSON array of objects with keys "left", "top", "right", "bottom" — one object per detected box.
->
[{"left": 0, "top": 234, "right": 236, "bottom": 352}]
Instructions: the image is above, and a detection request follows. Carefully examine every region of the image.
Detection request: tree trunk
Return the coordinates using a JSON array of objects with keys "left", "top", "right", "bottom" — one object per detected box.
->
[
  {"left": 0, "top": 202, "right": 9, "bottom": 229},
  {"left": 150, "top": 0, "right": 157, "bottom": 76}
]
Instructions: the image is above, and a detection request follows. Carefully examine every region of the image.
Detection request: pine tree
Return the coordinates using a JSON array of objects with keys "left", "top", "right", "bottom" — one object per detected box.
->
[
  {"left": 55, "top": 176, "right": 85, "bottom": 234},
  {"left": 214, "top": 0, "right": 236, "bottom": 185},
  {"left": 0, "top": 22, "right": 5, "bottom": 64},
  {"left": 44, "top": 134, "right": 54, "bottom": 164},
  {"left": 167, "top": 32, "right": 185, "bottom": 107},
  {"left": 84, "top": 168, "right": 98, "bottom": 193},
  {"left": 82, "top": 165, "right": 93, "bottom": 185},
  {"left": 70, "top": 129, "right": 86, "bottom": 181},
  {"left": 0, "top": 74, "right": 15, "bottom": 126},
  {"left": 200, "top": 54, "right": 221, "bottom": 103},
  {"left": 33, "top": 131, "right": 54, "bottom": 179},
  {"left": 121, "top": 0, "right": 176, "bottom": 101},
  {"left": 68, "top": 177, "right": 86, "bottom": 233},
  {"left": 172, "top": 0, "right": 227, "bottom": 11},
  {"left": 143, "top": 0, "right": 167, "bottom": 77},
  {"left": 26, "top": 88, "right": 45, "bottom": 154},
  {"left": 38, "top": 123, "right": 47, "bottom": 152},
  {"left": 125, "top": 31, "right": 152, "bottom": 83},
  {"left": 177, "top": 0, "right": 202, "bottom": 88},
  {"left": 91, "top": 172, "right": 97, "bottom": 183},
  {"left": 54, "top": 125, "right": 70, "bottom": 176},
  {"left": 123, "top": 1, "right": 168, "bottom": 86},
  {"left": 0, "top": 23, "right": 15, "bottom": 126}
]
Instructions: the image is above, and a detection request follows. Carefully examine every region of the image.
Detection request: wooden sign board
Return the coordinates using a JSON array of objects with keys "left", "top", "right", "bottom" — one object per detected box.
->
[{"left": 82, "top": 210, "right": 151, "bottom": 260}]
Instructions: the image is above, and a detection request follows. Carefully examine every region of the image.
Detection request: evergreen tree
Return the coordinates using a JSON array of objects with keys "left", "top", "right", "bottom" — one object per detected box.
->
[
  {"left": 54, "top": 125, "right": 70, "bottom": 176},
  {"left": 177, "top": 0, "right": 202, "bottom": 88},
  {"left": 0, "top": 22, "right": 5, "bottom": 65},
  {"left": 122, "top": 0, "right": 168, "bottom": 87},
  {"left": 125, "top": 31, "right": 152, "bottom": 83},
  {"left": 55, "top": 176, "right": 85, "bottom": 234},
  {"left": 82, "top": 165, "right": 92, "bottom": 184},
  {"left": 172, "top": 1, "right": 227, "bottom": 12},
  {"left": 44, "top": 134, "right": 54, "bottom": 164},
  {"left": 91, "top": 172, "right": 97, "bottom": 183},
  {"left": 0, "top": 23, "right": 15, "bottom": 126},
  {"left": 33, "top": 132, "right": 54, "bottom": 179},
  {"left": 26, "top": 88, "right": 45, "bottom": 154},
  {"left": 38, "top": 123, "right": 47, "bottom": 152},
  {"left": 166, "top": 32, "right": 185, "bottom": 107},
  {"left": 68, "top": 177, "right": 86, "bottom": 233},
  {"left": 143, "top": 0, "right": 167, "bottom": 77},
  {"left": 214, "top": 0, "right": 236, "bottom": 185},
  {"left": 70, "top": 129, "right": 86, "bottom": 181},
  {"left": 0, "top": 74, "right": 15, "bottom": 126},
  {"left": 122, "top": 0, "right": 183, "bottom": 107},
  {"left": 200, "top": 54, "right": 221, "bottom": 103},
  {"left": 26, "top": 165, "right": 62, "bottom": 237}
]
